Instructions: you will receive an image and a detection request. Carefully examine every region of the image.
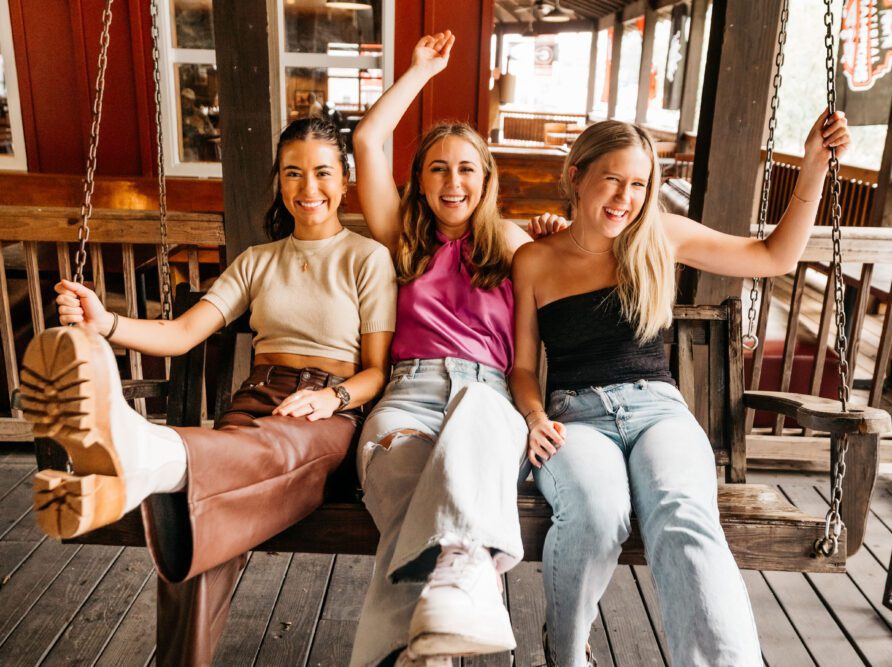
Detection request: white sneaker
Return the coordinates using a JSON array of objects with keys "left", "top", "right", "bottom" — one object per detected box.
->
[
  {"left": 394, "top": 648, "right": 451, "bottom": 666},
  {"left": 408, "top": 540, "right": 516, "bottom": 657},
  {"left": 20, "top": 326, "right": 187, "bottom": 539}
]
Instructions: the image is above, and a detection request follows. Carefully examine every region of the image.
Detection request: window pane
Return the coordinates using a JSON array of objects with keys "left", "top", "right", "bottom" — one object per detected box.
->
[
  {"left": 592, "top": 28, "right": 611, "bottom": 118},
  {"left": 172, "top": 0, "right": 215, "bottom": 49},
  {"left": 284, "top": 0, "right": 382, "bottom": 56},
  {"left": 616, "top": 18, "right": 643, "bottom": 122},
  {"left": 176, "top": 64, "right": 220, "bottom": 163},
  {"left": 286, "top": 65, "right": 383, "bottom": 153},
  {"left": 0, "top": 52, "right": 11, "bottom": 155}
]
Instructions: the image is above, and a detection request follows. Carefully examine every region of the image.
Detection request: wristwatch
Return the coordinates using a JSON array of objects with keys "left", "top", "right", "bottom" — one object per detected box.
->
[{"left": 331, "top": 384, "right": 351, "bottom": 411}]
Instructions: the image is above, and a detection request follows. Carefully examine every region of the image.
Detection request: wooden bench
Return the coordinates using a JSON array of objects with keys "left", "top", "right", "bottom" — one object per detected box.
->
[
  {"left": 0, "top": 205, "right": 226, "bottom": 440},
  {"left": 32, "top": 285, "right": 890, "bottom": 575}
]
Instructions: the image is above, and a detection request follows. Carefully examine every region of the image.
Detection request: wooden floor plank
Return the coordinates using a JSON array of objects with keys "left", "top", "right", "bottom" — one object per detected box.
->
[
  {"left": 0, "top": 537, "right": 41, "bottom": 583},
  {"left": 762, "top": 570, "right": 865, "bottom": 666},
  {"left": 0, "top": 464, "right": 32, "bottom": 500},
  {"left": 741, "top": 569, "right": 814, "bottom": 667},
  {"left": 599, "top": 566, "right": 665, "bottom": 666},
  {"left": 306, "top": 554, "right": 374, "bottom": 665},
  {"left": 41, "top": 547, "right": 154, "bottom": 666},
  {"left": 306, "top": 619, "right": 356, "bottom": 667},
  {"left": 630, "top": 565, "right": 669, "bottom": 661},
  {"left": 0, "top": 539, "right": 80, "bottom": 645},
  {"left": 213, "top": 551, "right": 292, "bottom": 666},
  {"left": 94, "top": 574, "right": 158, "bottom": 667},
  {"left": 506, "top": 561, "right": 548, "bottom": 667},
  {"left": 254, "top": 552, "right": 333, "bottom": 666},
  {"left": 0, "top": 477, "right": 34, "bottom": 540},
  {"left": 0, "top": 544, "right": 122, "bottom": 665}
]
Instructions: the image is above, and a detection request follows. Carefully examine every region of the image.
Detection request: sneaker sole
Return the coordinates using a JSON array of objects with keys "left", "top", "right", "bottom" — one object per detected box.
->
[
  {"left": 20, "top": 326, "right": 125, "bottom": 538},
  {"left": 409, "top": 603, "right": 516, "bottom": 657}
]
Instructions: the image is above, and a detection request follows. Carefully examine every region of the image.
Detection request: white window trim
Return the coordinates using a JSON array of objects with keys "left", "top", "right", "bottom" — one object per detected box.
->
[
  {"left": 276, "top": 0, "right": 395, "bottom": 165},
  {"left": 0, "top": 0, "right": 27, "bottom": 172},
  {"left": 157, "top": 2, "right": 220, "bottom": 178}
]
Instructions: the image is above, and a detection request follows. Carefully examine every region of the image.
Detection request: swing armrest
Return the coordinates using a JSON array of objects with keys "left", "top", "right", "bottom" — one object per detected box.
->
[
  {"left": 121, "top": 379, "right": 169, "bottom": 400},
  {"left": 743, "top": 390, "right": 891, "bottom": 435}
]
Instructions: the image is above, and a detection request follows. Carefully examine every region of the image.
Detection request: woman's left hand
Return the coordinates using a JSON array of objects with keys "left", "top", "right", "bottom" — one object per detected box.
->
[
  {"left": 803, "top": 109, "right": 850, "bottom": 166},
  {"left": 527, "top": 213, "right": 569, "bottom": 239},
  {"left": 272, "top": 387, "right": 340, "bottom": 421}
]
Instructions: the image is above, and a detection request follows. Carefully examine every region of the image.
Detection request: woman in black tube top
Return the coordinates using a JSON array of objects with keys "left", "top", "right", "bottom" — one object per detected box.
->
[{"left": 508, "top": 111, "right": 849, "bottom": 667}]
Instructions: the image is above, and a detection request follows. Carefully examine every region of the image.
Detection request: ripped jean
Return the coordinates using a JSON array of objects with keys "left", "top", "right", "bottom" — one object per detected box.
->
[
  {"left": 349, "top": 358, "right": 528, "bottom": 667},
  {"left": 536, "top": 380, "right": 761, "bottom": 667}
]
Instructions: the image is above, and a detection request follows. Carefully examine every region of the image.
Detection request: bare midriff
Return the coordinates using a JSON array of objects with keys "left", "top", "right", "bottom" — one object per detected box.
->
[{"left": 253, "top": 353, "right": 358, "bottom": 379}]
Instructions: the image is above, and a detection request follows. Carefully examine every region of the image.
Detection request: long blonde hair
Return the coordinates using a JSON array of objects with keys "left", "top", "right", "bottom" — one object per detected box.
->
[
  {"left": 562, "top": 121, "right": 674, "bottom": 341},
  {"left": 396, "top": 123, "right": 511, "bottom": 289}
]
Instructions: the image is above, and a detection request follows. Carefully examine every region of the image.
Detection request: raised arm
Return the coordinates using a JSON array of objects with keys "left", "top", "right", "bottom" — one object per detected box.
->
[
  {"left": 55, "top": 279, "right": 224, "bottom": 357},
  {"left": 508, "top": 245, "right": 566, "bottom": 468},
  {"left": 353, "top": 31, "right": 455, "bottom": 254},
  {"left": 667, "top": 109, "right": 850, "bottom": 277}
]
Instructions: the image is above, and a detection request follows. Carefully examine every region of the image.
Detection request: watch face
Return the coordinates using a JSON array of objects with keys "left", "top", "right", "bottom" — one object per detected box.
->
[{"left": 335, "top": 385, "right": 350, "bottom": 406}]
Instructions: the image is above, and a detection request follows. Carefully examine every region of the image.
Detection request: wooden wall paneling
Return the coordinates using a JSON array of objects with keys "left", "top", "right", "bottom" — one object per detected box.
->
[
  {"left": 392, "top": 0, "right": 424, "bottom": 185},
  {"left": 868, "top": 95, "right": 892, "bottom": 227},
  {"left": 126, "top": 0, "right": 155, "bottom": 178},
  {"left": 22, "top": 241, "right": 44, "bottom": 335},
  {"left": 635, "top": 3, "right": 656, "bottom": 125},
  {"left": 678, "top": 0, "right": 707, "bottom": 144},
  {"left": 476, "top": 0, "right": 495, "bottom": 135},
  {"left": 6, "top": 0, "right": 38, "bottom": 172},
  {"left": 607, "top": 13, "right": 623, "bottom": 119},
  {"left": 68, "top": 0, "right": 93, "bottom": 174},
  {"left": 56, "top": 243, "right": 72, "bottom": 281}
]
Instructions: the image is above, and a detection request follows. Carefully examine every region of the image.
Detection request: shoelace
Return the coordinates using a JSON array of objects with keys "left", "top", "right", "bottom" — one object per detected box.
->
[{"left": 427, "top": 543, "right": 481, "bottom": 589}]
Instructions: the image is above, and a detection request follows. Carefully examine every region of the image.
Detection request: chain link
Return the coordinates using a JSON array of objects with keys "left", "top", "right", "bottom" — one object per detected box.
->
[
  {"left": 814, "top": 0, "right": 850, "bottom": 560},
  {"left": 150, "top": 0, "right": 173, "bottom": 321},
  {"left": 73, "top": 0, "right": 115, "bottom": 286},
  {"left": 744, "top": 0, "right": 789, "bottom": 351}
]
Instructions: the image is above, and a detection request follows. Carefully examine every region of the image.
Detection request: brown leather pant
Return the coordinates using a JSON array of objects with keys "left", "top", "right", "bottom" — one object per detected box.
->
[{"left": 140, "top": 365, "right": 359, "bottom": 667}]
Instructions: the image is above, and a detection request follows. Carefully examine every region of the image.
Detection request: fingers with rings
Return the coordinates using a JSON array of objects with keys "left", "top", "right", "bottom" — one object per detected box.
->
[{"left": 273, "top": 389, "right": 317, "bottom": 418}]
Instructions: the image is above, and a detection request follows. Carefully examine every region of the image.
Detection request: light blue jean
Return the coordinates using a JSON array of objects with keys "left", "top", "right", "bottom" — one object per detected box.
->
[
  {"left": 350, "top": 358, "right": 528, "bottom": 667},
  {"left": 536, "top": 380, "right": 761, "bottom": 667}
]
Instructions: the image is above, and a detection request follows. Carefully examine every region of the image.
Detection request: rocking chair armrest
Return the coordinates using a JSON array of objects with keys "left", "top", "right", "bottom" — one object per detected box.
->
[
  {"left": 121, "top": 379, "right": 169, "bottom": 400},
  {"left": 743, "top": 390, "right": 891, "bottom": 435}
]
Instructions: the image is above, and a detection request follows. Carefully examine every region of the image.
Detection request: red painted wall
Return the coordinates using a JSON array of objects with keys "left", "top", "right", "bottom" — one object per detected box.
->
[{"left": 7, "top": 0, "right": 492, "bottom": 188}]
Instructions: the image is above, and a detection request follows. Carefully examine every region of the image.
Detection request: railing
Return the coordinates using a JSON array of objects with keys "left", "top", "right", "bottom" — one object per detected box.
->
[
  {"left": 501, "top": 111, "right": 587, "bottom": 144},
  {"left": 0, "top": 206, "right": 225, "bottom": 441}
]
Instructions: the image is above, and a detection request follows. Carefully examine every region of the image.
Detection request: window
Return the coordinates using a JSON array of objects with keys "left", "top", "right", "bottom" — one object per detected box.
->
[
  {"left": 0, "top": 0, "right": 27, "bottom": 171},
  {"left": 277, "top": 0, "right": 394, "bottom": 171},
  {"left": 615, "top": 17, "right": 643, "bottom": 122},
  {"left": 592, "top": 27, "right": 612, "bottom": 119},
  {"left": 157, "top": 0, "right": 394, "bottom": 178},
  {"left": 157, "top": 0, "right": 220, "bottom": 177}
]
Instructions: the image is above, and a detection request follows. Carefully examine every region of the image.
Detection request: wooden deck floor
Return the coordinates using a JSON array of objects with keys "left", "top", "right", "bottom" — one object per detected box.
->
[{"left": 0, "top": 446, "right": 890, "bottom": 666}]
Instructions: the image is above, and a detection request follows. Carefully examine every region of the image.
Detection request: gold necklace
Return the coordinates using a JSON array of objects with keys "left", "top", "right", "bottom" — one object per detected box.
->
[
  {"left": 568, "top": 225, "right": 613, "bottom": 255},
  {"left": 291, "top": 229, "right": 343, "bottom": 272}
]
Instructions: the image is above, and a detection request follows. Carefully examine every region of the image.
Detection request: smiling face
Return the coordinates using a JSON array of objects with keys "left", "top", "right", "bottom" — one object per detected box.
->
[
  {"left": 418, "top": 135, "right": 486, "bottom": 238},
  {"left": 570, "top": 146, "right": 652, "bottom": 244},
  {"left": 278, "top": 139, "right": 347, "bottom": 238}
]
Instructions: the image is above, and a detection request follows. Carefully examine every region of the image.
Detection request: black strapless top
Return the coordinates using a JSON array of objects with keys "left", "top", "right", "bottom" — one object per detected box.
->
[{"left": 537, "top": 286, "right": 674, "bottom": 393}]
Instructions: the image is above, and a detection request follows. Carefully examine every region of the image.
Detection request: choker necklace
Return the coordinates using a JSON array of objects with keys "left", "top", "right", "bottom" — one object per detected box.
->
[{"left": 568, "top": 226, "right": 613, "bottom": 255}]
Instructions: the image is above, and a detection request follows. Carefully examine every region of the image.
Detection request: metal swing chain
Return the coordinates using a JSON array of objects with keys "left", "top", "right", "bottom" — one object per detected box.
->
[
  {"left": 73, "top": 0, "right": 115, "bottom": 286},
  {"left": 150, "top": 0, "right": 173, "bottom": 321},
  {"left": 743, "top": 0, "right": 790, "bottom": 351},
  {"left": 815, "top": 0, "right": 851, "bottom": 560}
]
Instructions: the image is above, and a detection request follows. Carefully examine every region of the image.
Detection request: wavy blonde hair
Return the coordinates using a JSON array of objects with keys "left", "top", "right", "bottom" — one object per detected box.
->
[
  {"left": 396, "top": 123, "right": 511, "bottom": 289},
  {"left": 562, "top": 121, "right": 675, "bottom": 341}
]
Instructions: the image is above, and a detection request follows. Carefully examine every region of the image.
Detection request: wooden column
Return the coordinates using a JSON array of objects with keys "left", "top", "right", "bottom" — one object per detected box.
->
[
  {"left": 212, "top": 0, "right": 279, "bottom": 263},
  {"left": 868, "top": 99, "right": 892, "bottom": 227},
  {"left": 635, "top": 3, "right": 657, "bottom": 125},
  {"left": 683, "top": 0, "right": 784, "bottom": 306},
  {"left": 678, "top": 0, "right": 708, "bottom": 146},
  {"left": 585, "top": 28, "right": 599, "bottom": 117},
  {"left": 607, "top": 14, "right": 623, "bottom": 120}
]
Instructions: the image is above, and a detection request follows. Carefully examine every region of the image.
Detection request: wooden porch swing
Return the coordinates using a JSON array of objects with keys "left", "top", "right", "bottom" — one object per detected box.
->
[{"left": 28, "top": 0, "right": 891, "bottom": 587}]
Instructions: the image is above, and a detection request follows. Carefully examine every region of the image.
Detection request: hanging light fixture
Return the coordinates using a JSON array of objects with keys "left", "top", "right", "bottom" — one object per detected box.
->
[
  {"left": 326, "top": 0, "right": 373, "bottom": 10},
  {"left": 541, "top": 0, "right": 571, "bottom": 23}
]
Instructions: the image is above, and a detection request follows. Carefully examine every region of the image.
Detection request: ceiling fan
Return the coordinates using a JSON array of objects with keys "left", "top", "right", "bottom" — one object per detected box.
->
[{"left": 515, "top": 0, "right": 572, "bottom": 24}]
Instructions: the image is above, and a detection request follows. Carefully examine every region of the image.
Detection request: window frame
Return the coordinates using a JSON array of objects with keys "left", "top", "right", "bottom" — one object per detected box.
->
[
  {"left": 158, "top": 0, "right": 395, "bottom": 180},
  {"left": 0, "top": 0, "right": 28, "bottom": 172}
]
